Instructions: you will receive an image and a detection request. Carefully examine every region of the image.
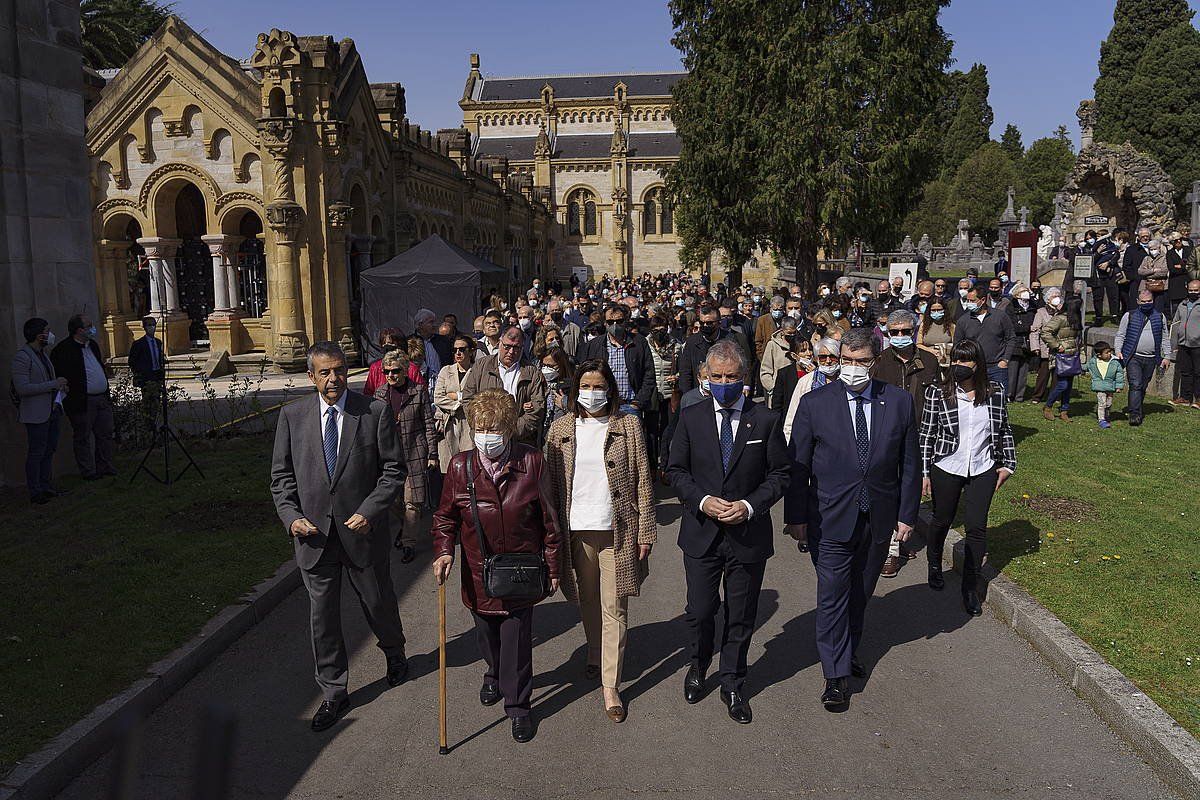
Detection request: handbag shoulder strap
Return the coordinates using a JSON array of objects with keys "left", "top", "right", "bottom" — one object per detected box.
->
[{"left": 465, "top": 455, "right": 492, "bottom": 561}]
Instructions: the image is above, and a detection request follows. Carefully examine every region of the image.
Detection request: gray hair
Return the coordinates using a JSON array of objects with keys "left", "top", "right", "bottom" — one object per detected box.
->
[
  {"left": 958, "top": 277, "right": 972, "bottom": 288},
  {"left": 841, "top": 327, "right": 880, "bottom": 357},
  {"left": 815, "top": 336, "right": 841, "bottom": 357},
  {"left": 835, "top": 276, "right": 852, "bottom": 290},
  {"left": 770, "top": 294, "right": 786, "bottom": 310},
  {"left": 1043, "top": 286, "right": 1063, "bottom": 302},
  {"left": 414, "top": 308, "right": 437, "bottom": 325},
  {"left": 381, "top": 348, "right": 410, "bottom": 369},
  {"left": 887, "top": 308, "right": 918, "bottom": 331},
  {"left": 779, "top": 315, "right": 798, "bottom": 332},
  {"left": 705, "top": 340, "right": 748, "bottom": 377},
  {"left": 306, "top": 341, "right": 346, "bottom": 372}
]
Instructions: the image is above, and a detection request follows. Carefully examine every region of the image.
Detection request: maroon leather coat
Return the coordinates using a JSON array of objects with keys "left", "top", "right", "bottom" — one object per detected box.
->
[{"left": 432, "top": 444, "right": 562, "bottom": 615}]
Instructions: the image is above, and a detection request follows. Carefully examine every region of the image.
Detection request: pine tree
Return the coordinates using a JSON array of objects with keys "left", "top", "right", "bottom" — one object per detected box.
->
[
  {"left": 81, "top": 0, "right": 175, "bottom": 70},
  {"left": 1125, "top": 22, "right": 1200, "bottom": 197},
  {"left": 1093, "top": 0, "right": 1193, "bottom": 143},
  {"left": 1000, "top": 124, "right": 1024, "bottom": 161},
  {"left": 667, "top": 0, "right": 952, "bottom": 289},
  {"left": 940, "top": 63, "right": 993, "bottom": 178},
  {"left": 1021, "top": 137, "right": 1076, "bottom": 227},
  {"left": 1053, "top": 124, "right": 1071, "bottom": 144},
  {"left": 902, "top": 178, "right": 955, "bottom": 245},
  {"left": 949, "top": 142, "right": 1022, "bottom": 243}
]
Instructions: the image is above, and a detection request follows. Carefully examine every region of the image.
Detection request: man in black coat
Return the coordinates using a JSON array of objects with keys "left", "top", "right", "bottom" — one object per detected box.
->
[
  {"left": 677, "top": 305, "right": 751, "bottom": 394},
  {"left": 668, "top": 340, "right": 790, "bottom": 724},
  {"left": 50, "top": 313, "right": 116, "bottom": 478},
  {"left": 576, "top": 303, "right": 656, "bottom": 413},
  {"left": 127, "top": 315, "right": 166, "bottom": 426},
  {"left": 1122, "top": 227, "right": 1153, "bottom": 312}
]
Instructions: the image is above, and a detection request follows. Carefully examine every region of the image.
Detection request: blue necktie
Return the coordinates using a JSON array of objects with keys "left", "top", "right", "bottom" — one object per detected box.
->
[
  {"left": 149, "top": 338, "right": 159, "bottom": 372},
  {"left": 323, "top": 406, "right": 338, "bottom": 479},
  {"left": 854, "top": 396, "right": 870, "bottom": 512},
  {"left": 720, "top": 408, "right": 735, "bottom": 473}
]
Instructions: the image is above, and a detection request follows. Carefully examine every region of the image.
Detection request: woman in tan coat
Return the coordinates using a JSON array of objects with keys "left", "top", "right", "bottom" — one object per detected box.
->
[
  {"left": 433, "top": 333, "right": 477, "bottom": 471},
  {"left": 545, "top": 359, "right": 655, "bottom": 723}
]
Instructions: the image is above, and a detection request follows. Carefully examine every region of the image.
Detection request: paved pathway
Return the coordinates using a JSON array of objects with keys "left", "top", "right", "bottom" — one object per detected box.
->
[{"left": 56, "top": 491, "right": 1175, "bottom": 799}]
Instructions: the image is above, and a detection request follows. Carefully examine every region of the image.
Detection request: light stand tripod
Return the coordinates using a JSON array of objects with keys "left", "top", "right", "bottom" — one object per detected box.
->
[{"left": 130, "top": 254, "right": 203, "bottom": 485}]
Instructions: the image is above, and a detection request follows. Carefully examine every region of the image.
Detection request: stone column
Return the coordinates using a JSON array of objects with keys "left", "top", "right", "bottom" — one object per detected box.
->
[
  {"left": 327, "top": 203, "right": 359, "bottom": 362},
  {"left": 136, "top": 237, "right": 190, "bottom": 354},
  {"left": 266, "top": 201, "right": 308, "bottom": 371},
  {"left": 96, "top": 239, "right": 136, "bottom": 356},
  {"left": 200, "top": 234, "right": 250, "bottom": 356}
]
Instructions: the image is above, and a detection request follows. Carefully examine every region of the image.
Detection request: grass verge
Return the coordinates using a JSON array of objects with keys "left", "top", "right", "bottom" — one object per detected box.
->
[{"left": 0, "top": 434, "right": 284, "bottom": 776}]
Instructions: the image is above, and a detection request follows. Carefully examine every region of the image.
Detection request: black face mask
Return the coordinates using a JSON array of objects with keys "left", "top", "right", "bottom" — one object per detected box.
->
[
  {"left": 606, "top": 322, "right": 627, "bottom": 341},
  {"left": 1189, "top": 293, "right": 1200, "bottom": 302},
  {"left": 990, "top": 289, "right": 1003, "bottom": 297},
  {"left": 814, "top": 324, "right": 828, "bottom": 335},
  {"left": 550, "top": 311, "right": 564, "bottom": 322},
  {"left": 698, "top": 323, "right": 718, "bottom": 338},
  {"left": 951, "top": 365, "right": 974, "bottom": 382}
]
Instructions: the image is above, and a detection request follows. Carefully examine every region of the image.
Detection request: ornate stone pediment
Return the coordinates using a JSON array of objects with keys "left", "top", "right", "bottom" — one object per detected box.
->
[{"left": 251, "top": 29, "right": 301, "bottom": 70}]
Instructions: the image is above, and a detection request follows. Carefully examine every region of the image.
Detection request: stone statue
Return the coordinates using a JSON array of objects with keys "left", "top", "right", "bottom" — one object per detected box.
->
[{"left": 1037, "top": 225, "right": 1053, "bottom": 261}]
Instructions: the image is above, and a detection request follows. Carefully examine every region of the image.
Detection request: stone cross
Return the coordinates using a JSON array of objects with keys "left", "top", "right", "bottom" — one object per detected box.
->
[{"left": 1018, "top": 206, "right": 1030, "bottom": 231}]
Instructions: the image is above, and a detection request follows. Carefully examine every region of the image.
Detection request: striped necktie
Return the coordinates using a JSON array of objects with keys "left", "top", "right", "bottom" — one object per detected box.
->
[{"left": 323, "top": 406, "right": 339, "bottom": 479}]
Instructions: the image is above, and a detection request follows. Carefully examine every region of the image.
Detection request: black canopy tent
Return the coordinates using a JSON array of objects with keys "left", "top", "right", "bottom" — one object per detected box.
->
[{"left": 358, "top": 235, "right": 509, "bottom": 361}]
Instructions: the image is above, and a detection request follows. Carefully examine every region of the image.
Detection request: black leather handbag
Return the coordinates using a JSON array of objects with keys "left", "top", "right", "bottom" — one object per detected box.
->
[{"left": 466, "top": 457, "right": 549, "bottom": 600}]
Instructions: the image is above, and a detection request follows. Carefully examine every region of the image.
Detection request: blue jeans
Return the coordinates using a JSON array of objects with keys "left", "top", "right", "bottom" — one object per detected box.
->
[
  {"left": 987, "top": 365, "right": 1009, "bottom": 395},
  {"left": 1125, "top": 355, "right": 1158, "bottom": 420},
  {"left": 1045, "top": 375, "right": 1073, "bottom": 412},
  {"left": 24, "top": 408, "right": 61, "bottom": 494}
]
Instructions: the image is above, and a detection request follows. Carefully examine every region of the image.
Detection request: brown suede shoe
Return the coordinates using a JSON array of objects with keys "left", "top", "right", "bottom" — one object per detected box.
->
[
  {"left": 881, "top": 554, "right": 903, "bottom": 578},
  {"left": 1043, "top": 406, "right": 1055, "bottom": 420},
  {"left": 1060, "top": 411, "right": 1070, "bottom": 422}
]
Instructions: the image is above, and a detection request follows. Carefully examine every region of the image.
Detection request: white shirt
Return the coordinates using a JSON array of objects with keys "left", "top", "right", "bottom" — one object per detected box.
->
[
  {"left": 498, "top": 358, "right": 522, "bottom": 397},
  {"left": 935, "top": 390, "right": 994, "bottom": 477},
  {"left": 845, "top": 384, "right": 873, "bottom": 436},
  {"left": 569, "top": 416, "right": 613, "bottom": 531},
  {"left": 701, "top": 395, "right": 754, "bottom": 518},
  {"left": 80, "top": 341, "right": 108, "bottom": 394},
  {"left": 317, "top": 391, "right": 348, "bottom": 453}
]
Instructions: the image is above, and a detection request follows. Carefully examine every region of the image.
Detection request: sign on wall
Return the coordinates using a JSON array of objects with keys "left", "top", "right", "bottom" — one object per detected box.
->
[
  {"left": 888, "top": 262, "right": 918, "bottom": 299},
  {"left": 1073, "top": 254, "right": 1095, "bottom": 279},
  {"left": 1083, "top": 214, "right": 1109, "bottom": 226}
]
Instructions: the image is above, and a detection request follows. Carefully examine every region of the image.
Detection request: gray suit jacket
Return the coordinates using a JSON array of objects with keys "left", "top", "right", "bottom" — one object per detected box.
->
[
  {"left": 270, "top": 390, "right": 406, "bottom": 570},
  {"left": 11, "top": 344, "right": 59, "bottom": 424}
]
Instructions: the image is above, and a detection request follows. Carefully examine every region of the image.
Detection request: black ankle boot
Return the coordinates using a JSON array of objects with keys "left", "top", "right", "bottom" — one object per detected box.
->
[{"left": 928, "top": 563, "right": 945, "bottom": 591}]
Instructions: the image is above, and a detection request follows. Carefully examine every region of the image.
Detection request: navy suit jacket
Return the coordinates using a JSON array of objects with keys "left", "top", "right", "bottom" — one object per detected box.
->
[
  {"left": 667, "top": 399, "right": 791, "bottom": 563},
  {"left": 784, "top": 379, "right": 920, "bottom": 544}
]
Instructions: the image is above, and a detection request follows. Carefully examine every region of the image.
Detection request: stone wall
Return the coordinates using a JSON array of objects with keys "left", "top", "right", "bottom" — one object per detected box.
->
[{"left": 0, "top": 0, "right": 96, "bottom": 488}]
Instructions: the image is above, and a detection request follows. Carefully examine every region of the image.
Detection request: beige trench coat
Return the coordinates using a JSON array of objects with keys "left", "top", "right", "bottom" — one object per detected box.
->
[{"left": 433, "top": 363, "right": 475, "bottom": 471}]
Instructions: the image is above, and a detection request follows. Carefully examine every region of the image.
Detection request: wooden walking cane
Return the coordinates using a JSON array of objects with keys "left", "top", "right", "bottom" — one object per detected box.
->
[{"left": 438, "top": 579, "right": 448, "bottom": 755}]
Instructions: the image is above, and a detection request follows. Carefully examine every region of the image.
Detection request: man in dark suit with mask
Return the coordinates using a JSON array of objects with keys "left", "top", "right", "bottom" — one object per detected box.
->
[
  {"left": 784, "top": 327, "right": 921, "bottom": 710},
  {"left": 668, "top": 340, "right": 791, "bottom": 724}
]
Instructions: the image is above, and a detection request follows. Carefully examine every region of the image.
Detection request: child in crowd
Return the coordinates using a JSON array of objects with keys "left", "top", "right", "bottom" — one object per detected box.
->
[{"left": 1087, "top": 342, "right": 1125, "bottom": 429}]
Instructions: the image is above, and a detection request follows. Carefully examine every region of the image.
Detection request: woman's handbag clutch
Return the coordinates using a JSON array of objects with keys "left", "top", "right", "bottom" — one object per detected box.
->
[{"left": 465, "top": 456, "right": 549, "bottom": 600}]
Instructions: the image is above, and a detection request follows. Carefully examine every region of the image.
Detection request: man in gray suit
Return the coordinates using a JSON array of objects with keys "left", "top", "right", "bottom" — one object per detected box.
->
[
  {"left": 12, "top": 317, "right": 68, "bottom": 504},
  {"left": 271, "top": 341, "right": 409, "bottom": 732}
]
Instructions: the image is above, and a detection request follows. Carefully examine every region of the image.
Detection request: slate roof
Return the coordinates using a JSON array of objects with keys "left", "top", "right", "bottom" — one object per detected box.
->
[
  {"left": 477, "top": 72, "right": 684, "bottom": 102},
  {"left": 474, "top": 131, "right": 680, "bottom": 162}
]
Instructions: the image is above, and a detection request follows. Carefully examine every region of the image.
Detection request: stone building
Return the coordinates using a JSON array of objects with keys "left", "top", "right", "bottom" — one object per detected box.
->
[
  {"left": 1, "top": 0, "right": 96, "bottom": 487},
  {"left": 86, "top": 18, "right": 556, "bottom": 372},
  {"left": 461, "top": 56, "right": 686, "bottom": 281}
]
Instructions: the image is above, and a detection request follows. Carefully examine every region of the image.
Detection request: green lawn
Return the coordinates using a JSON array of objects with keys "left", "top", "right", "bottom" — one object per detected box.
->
[
  {"left": 0, "top": 434, "right": 284, "bottom": 776},
  {"left": 985, "top": 394, "right": 1200, "bottom": 737}
]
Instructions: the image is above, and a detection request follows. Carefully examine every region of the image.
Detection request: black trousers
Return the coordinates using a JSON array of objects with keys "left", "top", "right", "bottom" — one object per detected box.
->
[
  {"left": 1092, "top": 276, "right": 1120, "bottom": 320},
  {"left": 1029, "top": 356, "right": 1051, "bottom": 402},
  {"left": 299, "top": 531, "right": 407, "bottom": 702},
  {"left": 1178, "top": 345, "right": 1200, "bottom": 402},
  {"left": 474, "top": 607, "right": 533, "bottom": 718},
  {"left": 927, "top": 465, "right": 998, "bottom": 593},
  {"left": 683, "top": 535, "right": 767, "bottom": 693}
]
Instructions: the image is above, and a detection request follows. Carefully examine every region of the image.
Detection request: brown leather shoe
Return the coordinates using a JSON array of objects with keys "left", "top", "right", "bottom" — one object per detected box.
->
[
  {"left": 881, "top": 554, "right": 903, "bottom": 578},
  {"left": 606, "top": 704, "right": 627, "bottom": 723},
  {"left": 1060, "top": 411, "right": 1070, "bottom": 422},
  {"left": 1043, "top": 406, "right": 1055, "bottom": 420}
]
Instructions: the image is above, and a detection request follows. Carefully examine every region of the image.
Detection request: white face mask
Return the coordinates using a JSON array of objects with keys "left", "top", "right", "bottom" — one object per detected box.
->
[
  {"left": 699, "top": 379, "right": 711, "bottom": 397},
  {"left": 519, "top": 317, "right": 533, "bottom": 330},
  {"left": 44, "top": 331, "right": 57, "bottom": 348},
  {"left": 541, "top": 366, "right": 558, "bottom": 381},
  {"left": 958, "top": 288, "right": 969, "bottom": 298},
  {"left": 1018, "top": 292, "right": 1031, "bottom": 301},
  {"left": 577, "top": 389, "right": 608, "bottom": 412},
  {"left": 474, "top": 432, "right": 507, "bottom": 458},
  {"left": 838, "top": 363, "right": 871, "bottom": 389},
  {"left": 817, "top": 363, "right": 839, "bottom": 377}
]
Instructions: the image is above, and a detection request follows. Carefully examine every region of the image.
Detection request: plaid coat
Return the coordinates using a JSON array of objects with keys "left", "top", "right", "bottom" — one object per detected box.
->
[
  {"left": 374, "top": 382, "right": 435, "bottom": 504},
  {"left": 545, "top": 412, "right": 656, "bottom": 601},
  {"left": 918, "top": 382, "right": 1017, "bottom": 478}
]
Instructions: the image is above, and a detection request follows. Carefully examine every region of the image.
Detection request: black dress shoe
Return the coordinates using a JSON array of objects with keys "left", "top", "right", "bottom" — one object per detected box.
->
[
  {"left": 683, "top": 664, "right": 706, "bottom": 704},
  {"left": 386, "top": 656, "right": 409, "bottom": 687},
  {"left": 398, "top": 546, "right": 416, "bottom": 564},
  {"left": 720, "top": 689, "right": 753, "bottom": 724},
  {"left": 928, "top": 564, "right": 945, "bottom": 591},
  {"left": 821, "top": 678, "right": 849, "bottom": 710},
  {"left": 480, "top": 682, "right": 501, "bottom": 706},
  {"left": 963, "top": 590, "right": 983, "bottom": 616},
  {"left": 511, "top": 715, "right": 535, "bottom": 743},
  {"left": 850, "top": 657, "right": 866, "bottom": 679},
  {"left": 311, "top": 697, "right": 349, "bottom": 731}
]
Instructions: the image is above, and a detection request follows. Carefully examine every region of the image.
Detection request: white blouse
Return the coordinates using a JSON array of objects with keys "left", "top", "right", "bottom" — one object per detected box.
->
[
  {"left": 569, "top": 416, "right": 613, "bottom": 531},
  {"left": 936, "top": 390, "right": 995, "bottom": 477}
]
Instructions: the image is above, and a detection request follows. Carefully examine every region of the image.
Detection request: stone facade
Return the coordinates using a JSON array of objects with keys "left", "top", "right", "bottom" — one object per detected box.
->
[
  {"left": 461, "top": 57, "right": 685, "bottom": 280},
  {"left": 1, "top": 0, "right": 97, "bottom": 487},
  {"left": 86, "top": 19, "right": 556, "bottom": 371}
]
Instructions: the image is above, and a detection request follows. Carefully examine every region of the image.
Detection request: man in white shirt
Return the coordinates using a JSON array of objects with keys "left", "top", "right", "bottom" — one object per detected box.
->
[{"left": 51, "top": 314, "right": 116, "bottom": 479}]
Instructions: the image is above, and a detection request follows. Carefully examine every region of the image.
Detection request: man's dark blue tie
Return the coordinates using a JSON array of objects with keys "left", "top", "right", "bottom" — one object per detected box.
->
[
  {"left": 854, "top": 396, "right": 870, "bottom": 512},
  {"left": 720, "top": 408, "right": 734, "bottom": 473},
  {"left": 323, "top": 406, "right": 338, "bottom": 479}
]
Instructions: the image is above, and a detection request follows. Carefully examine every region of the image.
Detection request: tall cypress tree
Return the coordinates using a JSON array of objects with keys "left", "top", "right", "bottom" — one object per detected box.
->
[
  {"left": 940, "top": 63, "right": 992, "bottom": 178},
  {"left": 667, "top": 0, "right": 952, "bottom": 289},
  {"left": 1000, "top": 124, "right": 1024, "bottom": 161},
  {"left": 1125, "top": 22, "right": 1200, "bottom": 197},
  {"left": 1093, "top": 0, "right": 1193, "bottom": 143}
]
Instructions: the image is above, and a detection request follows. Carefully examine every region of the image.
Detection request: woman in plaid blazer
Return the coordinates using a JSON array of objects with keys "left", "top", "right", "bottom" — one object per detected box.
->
[{"left": 918, "top": 340, "right": 1017, "bottom": 616}]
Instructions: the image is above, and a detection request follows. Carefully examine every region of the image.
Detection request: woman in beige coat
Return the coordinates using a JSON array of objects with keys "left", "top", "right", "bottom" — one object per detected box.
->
[
  {"left": 545, "top": 358, "right": 655, "bottom": 723},
  {"left": 433, "top": 333, "right": 477, "bottom": 471}
]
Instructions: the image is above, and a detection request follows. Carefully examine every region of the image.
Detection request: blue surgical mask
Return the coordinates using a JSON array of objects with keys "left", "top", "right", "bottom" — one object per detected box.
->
[
  {"left": 832, "top": 310, "right": 843, "bottom": 319},
  {"left": 963, "top": 301, "right": 979, "bottom": 313},
  {"left": 710, "top": 380, "right": 744, "bottom": 407},
  {"left": 930, "top": 310, "right": 945, "bottom": 321},
  {"left": 889, "top": 335, "right": 914, "bottom": 349},
  {"left": 770, "top": 309, "right": 783, "bottom": 319},
  {"left": 86, "top": 325, "right": 97, "bottom": 339}
]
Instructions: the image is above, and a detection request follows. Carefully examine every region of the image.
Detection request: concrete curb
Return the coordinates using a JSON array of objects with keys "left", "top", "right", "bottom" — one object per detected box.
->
[
  {"left": 0, "top": 559, "right": 301, "bottom": 800},
  {"left": 936, "top": 524, "right": 1200, "bottom": 800}
]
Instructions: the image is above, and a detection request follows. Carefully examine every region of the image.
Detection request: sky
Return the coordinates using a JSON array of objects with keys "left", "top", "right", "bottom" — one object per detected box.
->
[{"left": 167, "top": 0, "right": 1200, "bottom": 148}]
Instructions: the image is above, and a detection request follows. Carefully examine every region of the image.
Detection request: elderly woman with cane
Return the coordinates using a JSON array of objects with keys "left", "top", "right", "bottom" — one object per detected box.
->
[{"left": 432, "top": 389, "right": 561, "bottom": 743}]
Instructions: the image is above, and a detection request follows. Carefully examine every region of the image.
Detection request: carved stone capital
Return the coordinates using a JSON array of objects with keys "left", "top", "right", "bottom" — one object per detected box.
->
[
  {"left": 319, "top": 120, "right": 347, "bottom": 159},
  {"left": 136, "top": 236, "right": 181, "bottom": 260},
  {"left": 259, "top": 117, "right": 295, "bottom": 156},
  {"left": 252, "top": 29, "right": 301, "bottom": 70},
  {"left": 163, "top": 118, "right": 189, "bottom": 138},
  {"left": 273, "top": 330, "right": 309, "bottom": 369},
  {"left": 200, "top": 234, "right": 243, "bottom": 258},
  {"left": 266, "top": 200, "right": 304, "bottom": 233},
  {"left": 327, "top": 202, "right": 354, "bottom": 230}
]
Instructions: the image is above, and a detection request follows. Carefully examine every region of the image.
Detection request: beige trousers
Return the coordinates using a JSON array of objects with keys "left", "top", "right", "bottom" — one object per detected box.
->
[
  {"left": 390, "top": 484, "right": 424, "bottom": 548},
  {"left": 572, "top": 529, "right": 628, "bottom": 689}
]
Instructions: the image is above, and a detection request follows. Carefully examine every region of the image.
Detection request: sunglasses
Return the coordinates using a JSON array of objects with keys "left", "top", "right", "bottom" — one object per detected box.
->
[
  {"left": 382, "top": 368, "right": 405, "bottom": 376},
  {"left": 888, "top": 328, "right": 914, "bottom": 336},
  {"left": 453, "top": 347, "right": 470, "bottom": 353}
]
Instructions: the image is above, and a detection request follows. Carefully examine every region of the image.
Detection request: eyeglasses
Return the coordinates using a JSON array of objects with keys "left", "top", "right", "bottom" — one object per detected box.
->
[
  {"left": 840, "top": 356, "right": 875, "bottom": 367},
  {"left": 816, "top": 354, "right": 839, "bottom": 364},
  {"left": 499, "top": 342, "right": 520, "bottom": 350}
]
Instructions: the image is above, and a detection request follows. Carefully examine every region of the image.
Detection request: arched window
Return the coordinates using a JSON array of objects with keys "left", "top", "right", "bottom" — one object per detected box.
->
[
  {"left": 661, "top": 194, "right": 674, "bottom": 234},
  {"left": 568, "top": 200, "right": 581, "bottom": 236},
  {"left": 267, "top": 87, "right": 287, "bottom": 118},
  {"left": 583, "top": 200, "right": 597, "bottom": 236},
  {"left": 643, "top": 199, "right": 657, "bottom": 236},
  {"left": 642, "top": 187, "right": 674, "bottom": 237},
  {"left": 565, "top": 188, "right": 599, "bottom": 239}
]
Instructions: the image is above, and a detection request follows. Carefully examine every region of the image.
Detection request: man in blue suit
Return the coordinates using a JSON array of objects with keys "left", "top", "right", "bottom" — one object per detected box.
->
[
  {"left": 668, "top": 340, "right": 790, "bottom": 724},
  {"left": 784, "top": 328, "right": 921, "bottom": 709}
]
